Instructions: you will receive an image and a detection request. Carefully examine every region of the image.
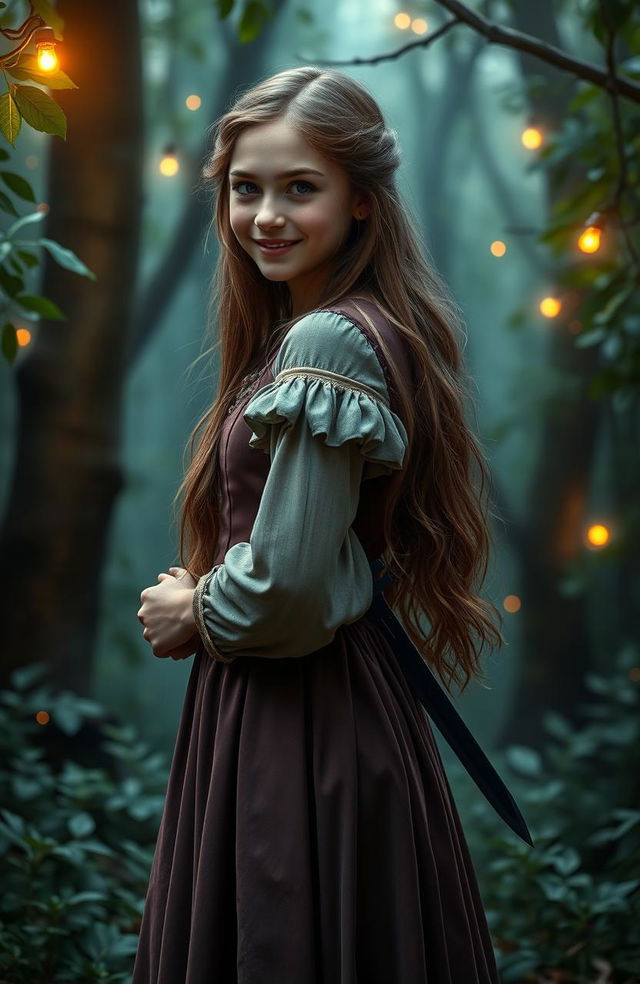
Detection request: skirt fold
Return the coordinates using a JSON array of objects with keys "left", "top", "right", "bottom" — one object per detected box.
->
[{"left": 132, "top": 614, "right": 500, "bottom": 984}]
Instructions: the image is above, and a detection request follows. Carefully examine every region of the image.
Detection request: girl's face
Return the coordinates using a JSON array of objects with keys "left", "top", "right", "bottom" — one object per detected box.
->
[{"left": 228, "top": 117, "right": 369, "bottom": 316}]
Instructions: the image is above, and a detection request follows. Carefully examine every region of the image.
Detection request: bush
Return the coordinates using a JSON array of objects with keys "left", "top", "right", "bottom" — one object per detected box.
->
[
  {"left": 1, "top": 650, "right": 639, "bottom": 982},
  {"left": 458, "top": 645, "right": 640, "bottom": 983},
  {"left": 0, "top": 663, "right": 167, "bottom": 983}
]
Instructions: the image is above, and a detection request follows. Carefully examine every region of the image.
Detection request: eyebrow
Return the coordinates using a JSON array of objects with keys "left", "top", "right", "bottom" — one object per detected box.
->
[{"left": 229, "top": 167, "right": 325, "bottom": 179}]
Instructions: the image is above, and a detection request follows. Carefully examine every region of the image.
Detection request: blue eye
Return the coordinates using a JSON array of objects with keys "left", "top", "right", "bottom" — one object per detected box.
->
[
  {"left": 230, "top": 179, "right": 316, "bottom": 196},
  {"left": 290, "top": 180, "right": 315, "bottom": 195},
  {"left": 231, "top": 181, "right": 258, "bottom": 195}
]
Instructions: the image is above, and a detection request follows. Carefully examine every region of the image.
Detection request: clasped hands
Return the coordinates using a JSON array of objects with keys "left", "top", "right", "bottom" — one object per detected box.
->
[{"left": 137, "top": 566, "right": 200, "bottom": 661}]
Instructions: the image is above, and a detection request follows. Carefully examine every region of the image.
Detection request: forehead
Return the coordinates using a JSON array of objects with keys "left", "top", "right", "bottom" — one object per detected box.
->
[{"left": 229, "top": 118, "right": 333, "bottom": 177}]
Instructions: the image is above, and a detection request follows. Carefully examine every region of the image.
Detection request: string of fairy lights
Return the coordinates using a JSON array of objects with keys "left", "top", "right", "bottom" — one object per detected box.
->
[{"left": 2, "top": 11, "right": 620, "bottom": 725}]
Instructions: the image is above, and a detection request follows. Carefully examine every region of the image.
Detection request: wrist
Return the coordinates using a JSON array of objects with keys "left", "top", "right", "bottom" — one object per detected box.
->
[{"left": 181, "top": 588, "right": 197, "bottom": 631}]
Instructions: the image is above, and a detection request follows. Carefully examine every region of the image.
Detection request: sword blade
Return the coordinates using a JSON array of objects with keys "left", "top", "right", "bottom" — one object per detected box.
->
[{"left": 367, "top": 591, "right": 534, "bottom": 848}]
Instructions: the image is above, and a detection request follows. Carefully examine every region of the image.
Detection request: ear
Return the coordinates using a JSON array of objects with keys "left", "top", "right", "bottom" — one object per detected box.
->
[{"left": 351, "top": 193, "right": 371, "bottom": 221}]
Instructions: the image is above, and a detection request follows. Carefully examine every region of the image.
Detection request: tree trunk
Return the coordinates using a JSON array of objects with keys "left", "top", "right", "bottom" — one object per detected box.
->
[{"left": 0, "top": 0, "right": 143, "bottom": 693}]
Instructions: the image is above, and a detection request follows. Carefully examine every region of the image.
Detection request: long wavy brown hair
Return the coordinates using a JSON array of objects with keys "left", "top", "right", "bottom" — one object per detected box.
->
[{"left": 175, "top": 66, "right": 503, "bottom": 694}]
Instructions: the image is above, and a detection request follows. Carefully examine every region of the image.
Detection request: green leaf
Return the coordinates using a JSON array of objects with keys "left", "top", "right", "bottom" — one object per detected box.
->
[
  {"left": 537, "top": 873, "right": 568, "bottom": 902},
  {"left": 6, "top": 65, "right": 78, "bottom": 90},
  {"left": 0, "top": 265, "right": 24, "bottom": 297},
  {"left": 10, "top": 661, "right": 48, "bottom": 690},
  {"left": 575, "top": 328, "right": 605, "bottom": 348},
  {"left": 216, "top": 0, "right": 234, "bottom": 16},
  {"left": 38, "top": 237, "right": 96, "bottom": 279},
  {"left": 568, "top": 84, "right": 600, "bottom": 113},
  {"left": 15, "top": 293, "right": 66, "bottom": 320},
  {"left": 6, "top": 55, "right": 78, "bottom": 90},
  {"left": 601, "top": 0, "right": 634, "bottom": 30},
  {"left": 505, "top": 745, "right": 543, "bottom": 776},
  {"left": 13, "top": 85, "right": 67, "bottom": 139},
  {"left": 6, "top": 210, "right": 46, "bottom": 238},
  {"left": 549, "top": 846, "right": 581, "bottom": 876},
  {"left": 602, "top": 334, "right": 623, "bottom": 360},
  {"left": 67, "top": 812, "right": 96, "bottom": 838},
  {"left": 2, "top": 321, "right": 17, "bottom": 363},
  {"left": 0, "top": 90, "right": 21, "bottom": 146},
  {"left": 0, "top": 189, "right": 19, "bottom": 216},
  {"left": 17, "top": 248, "right": 39, "bottom": 268},
  {"left": 30, "top": 0, "right": 65, "bottom": 40},
  {"left": 621, "top": 55, "right": 640, "bottom": 77},
  {"left": 593, "top": 287, "right": 633, "bottom": 326},
  {"left": 238, "top": 1, "right": 269, "bottom": 42},
  {"left": 0, "top": 170, "right": 36, "bottom": 202}
]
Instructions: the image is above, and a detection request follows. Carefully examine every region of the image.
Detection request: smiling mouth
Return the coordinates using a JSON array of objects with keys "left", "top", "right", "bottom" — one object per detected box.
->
[{"left": 254, "top": 240, "right": 302, "bottom": 250}]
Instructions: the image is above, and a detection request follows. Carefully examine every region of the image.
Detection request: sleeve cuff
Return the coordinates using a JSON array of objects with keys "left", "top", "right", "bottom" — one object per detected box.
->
[{"left": 192, "top": 568, "right": 236, "bottom": 663}]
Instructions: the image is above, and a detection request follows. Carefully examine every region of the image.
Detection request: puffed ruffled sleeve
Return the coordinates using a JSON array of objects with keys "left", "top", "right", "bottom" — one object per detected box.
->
[{"left": 192, "top": 309, "right": 408, "bottom": 662}]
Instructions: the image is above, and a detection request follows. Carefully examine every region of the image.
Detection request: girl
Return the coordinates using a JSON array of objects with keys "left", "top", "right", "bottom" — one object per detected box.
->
[{"left": 134, "top": 66, "right": 507, "bottom": 983}]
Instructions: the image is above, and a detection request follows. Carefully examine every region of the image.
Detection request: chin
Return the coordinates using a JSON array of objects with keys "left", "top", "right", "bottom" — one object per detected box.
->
[{"left": 257, "top": 268, "right": 291, "bottom": 283}]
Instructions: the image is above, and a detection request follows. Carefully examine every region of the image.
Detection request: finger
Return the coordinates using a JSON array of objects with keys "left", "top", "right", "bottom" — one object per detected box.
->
[
  {"left": 167, "top": 640, "right": 195, "bottom": 661},
  {"left": 157, "top": 573, "right": 170, "bottom": 582},
  {"left": 169, "top": 567, "right": 188, "bottom": 580}
]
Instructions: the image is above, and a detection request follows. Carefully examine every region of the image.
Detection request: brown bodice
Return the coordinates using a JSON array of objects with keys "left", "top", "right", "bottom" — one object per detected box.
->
[{"left": 211, "top": 297, "right": 412, "bottom": 568}]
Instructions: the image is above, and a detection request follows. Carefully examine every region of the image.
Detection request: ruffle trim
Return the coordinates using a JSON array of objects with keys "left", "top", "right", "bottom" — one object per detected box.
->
[{"left": 243, "top": 370, "right": 408, "bottom": 470}]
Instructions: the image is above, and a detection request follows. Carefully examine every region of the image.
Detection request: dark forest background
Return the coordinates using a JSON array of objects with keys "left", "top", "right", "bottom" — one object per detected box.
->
[{"left": 0, "top": 1, "right": 638, "bottom": 980}]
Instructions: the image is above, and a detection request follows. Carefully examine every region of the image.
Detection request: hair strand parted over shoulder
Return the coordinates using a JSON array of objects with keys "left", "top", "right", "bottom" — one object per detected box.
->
[{"left": 174, "top": 66, "right": 503, "bottom": 695}]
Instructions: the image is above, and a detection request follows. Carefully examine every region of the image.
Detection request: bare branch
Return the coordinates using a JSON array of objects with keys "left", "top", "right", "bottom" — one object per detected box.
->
[
  {"left": 311, "top": 0, "right": 640, "bottom": 105},
  {"left": 300, "top": 18, "right": 457, "bottom": 66}
]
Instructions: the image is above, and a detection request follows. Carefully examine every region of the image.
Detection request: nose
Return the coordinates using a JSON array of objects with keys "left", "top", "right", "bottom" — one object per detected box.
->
[{"left": 254, "top": 198, "right": 285, "bottom": 230}]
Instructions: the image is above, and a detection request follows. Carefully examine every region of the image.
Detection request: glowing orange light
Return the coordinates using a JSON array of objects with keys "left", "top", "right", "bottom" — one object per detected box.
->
[
  {"left": 36, "top": 202, "right": 49, "bottom": 213},
  {"left": 36, "top": 45, "right": 58, "bottom": 72},
  {"left": 629, "top": 667, "right": 640, "bottom": 683},
  {"left": 411, "top": 18, "right": 428, "bottom": 34},
  {"left": 503, "top": 595, "right": 522, "bottom": 613},
  {"left": 394, "top": 12, "right": 411, "bottom": 29},
  {"left": 521, "top": 127, "right": 542, "bottom": 150},
  {"left": 159, "top": 154, "right": 179, "bottom": 177},
  {"left": 586, "top": 524, "right": 609, "bottom": 548},
  {"left": 490, "top": 240, "right": 506, "bottom": 257},
  {"left": 578, "top": 226, "right": 601, "bottom": 254},
  {"left": 16, "top": 327, "right": 31, "bottom": 347},
  {"left": 35, "top": 710, "right": 50, "bottom": 725},
  {"left": 25, "top": 155, "right": 39, "bottom": 170},
  {"left": 539, "top": 296, "right": 561, "bottom": 318},
  {"left": 185, "top": 94, "right": 202, "bottom": 111}
]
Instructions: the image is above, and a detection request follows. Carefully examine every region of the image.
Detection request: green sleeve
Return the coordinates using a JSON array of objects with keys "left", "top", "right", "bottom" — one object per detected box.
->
[{"left": 192, "top": 309, "right": 408, "bottom": 661}]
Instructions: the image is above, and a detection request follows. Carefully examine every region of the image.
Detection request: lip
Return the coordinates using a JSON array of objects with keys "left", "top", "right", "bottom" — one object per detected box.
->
[{"left": 253, "top": 238, "right": 302, "bottom": 256}]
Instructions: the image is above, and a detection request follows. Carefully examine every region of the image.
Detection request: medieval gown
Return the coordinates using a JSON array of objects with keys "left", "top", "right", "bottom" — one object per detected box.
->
[{"left": 131, "top": 298, "right": 502, "bottom": 983}]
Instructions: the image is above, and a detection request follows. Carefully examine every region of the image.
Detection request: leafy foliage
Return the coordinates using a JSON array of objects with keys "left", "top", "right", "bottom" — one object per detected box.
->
[
  {"left": 0, "top": 6, "right": 93, "bottom": 364},
  {"left": 493, "top": 1, "right": 640, "bottom": 407},
  {"left": 0, "top": 663, "right": 167, "bottom": 983},
  {"left": 458, "top": 646, "right": 640, "bottom": 982},
  {"left": 2, "top": 650, "right": 639, "bottom": 982}
]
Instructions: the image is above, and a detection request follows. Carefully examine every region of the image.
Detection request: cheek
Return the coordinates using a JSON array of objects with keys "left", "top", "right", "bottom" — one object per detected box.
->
[
  {"left": 229, "top": 204, "right": 249, "bottom": 240},
  {"left": 300, "top": 203, "right": 345, "bottom": 241}
]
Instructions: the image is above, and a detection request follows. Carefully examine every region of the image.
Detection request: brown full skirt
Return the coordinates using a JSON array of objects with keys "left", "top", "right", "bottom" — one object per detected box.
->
[{"left": 131, "top": 614, "right": 501, "bottom": 983}]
